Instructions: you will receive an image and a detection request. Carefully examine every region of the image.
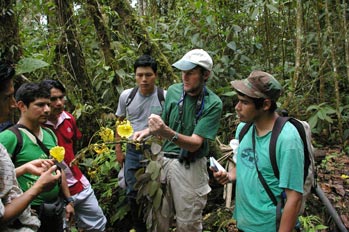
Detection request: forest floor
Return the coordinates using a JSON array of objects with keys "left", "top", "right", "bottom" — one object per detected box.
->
[{"left": 203, "top": 147, "right": 349, "bottom": 232}]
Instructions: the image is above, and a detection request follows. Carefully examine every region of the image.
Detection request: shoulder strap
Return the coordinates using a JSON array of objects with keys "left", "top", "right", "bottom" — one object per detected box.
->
[
  {"left": 7, "top": 124, "right": 23, "bottom": 163},
  {"left": 16, "top": 124, "right": 50, "bottom": 155},
  {"left": 125, "top": 87, "right": 139, "bottom": 107},
  {"left": 270, "top": 117, "right": 309, "bottom": 181},
  {"left": 157, "top": 87, "right": 165, "bottom": 108},
  {"left": 239, "top": 122, "right": 253, "bottom": 142},
  {"left": 269, "top": 117, "right": 290, "bottom": 179}
]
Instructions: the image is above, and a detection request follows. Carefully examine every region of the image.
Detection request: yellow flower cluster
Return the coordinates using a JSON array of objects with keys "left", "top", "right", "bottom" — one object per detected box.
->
[
  {"left": 116, "top": 119, "right": 133, "bottom": 138},
  {"left": 93, "top": 143, "right": 109, "bottom": 154},
  {"left": 49, "top": 146, "right": 65, "bottom": 162},
  {"left": 99, "top": 127, "right": 114, "bottom": 142}
]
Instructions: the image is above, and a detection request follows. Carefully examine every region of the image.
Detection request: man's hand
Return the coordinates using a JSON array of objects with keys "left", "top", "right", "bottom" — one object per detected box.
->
[
  {"left": 65, "top": 203, "right": 75, "bottom": 223},
  {"left": 16, "top": 159, "right": 55, "bottom": 177},
  {"left": 33, "top": 165, "right": 62, "bottom": 193},
  {"left": 211, "top": 169, "right": 234, "bottom": 185},
  {"left": 148, "top": 114, "right": 166, "bottom": 136},
  {"left": 133, "top": 128, "right": 150, "bottom": 142}
]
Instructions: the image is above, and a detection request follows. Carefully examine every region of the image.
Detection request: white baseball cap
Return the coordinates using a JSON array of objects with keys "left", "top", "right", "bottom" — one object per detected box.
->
[{"left": 172, "top": 49, "right": 213, "bottom": 71}]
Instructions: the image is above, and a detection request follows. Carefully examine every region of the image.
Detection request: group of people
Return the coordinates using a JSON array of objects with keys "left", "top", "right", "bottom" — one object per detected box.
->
[
  {"left": 0, "top": 61, "right": 106, "bottom": 231},
  {"left": 115, "top": 49, "right": 304, "bottom": 232},
  {"left": 0, "top": 48, "right": 305, "bottom": 232}
]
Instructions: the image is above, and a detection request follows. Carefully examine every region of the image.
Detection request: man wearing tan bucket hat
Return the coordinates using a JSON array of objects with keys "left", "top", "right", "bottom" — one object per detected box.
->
[{"left": 212, "top": 71, "right": 304, "bottom": 232}]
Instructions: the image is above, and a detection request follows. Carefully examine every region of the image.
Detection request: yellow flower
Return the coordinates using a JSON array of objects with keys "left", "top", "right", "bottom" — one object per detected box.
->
[
  {"left": 99, "top": 127, "right": 114, "bottom": 143},
  {"left": 93, "top": 143, "right": 109, "bottom": 154},
  {"left": 117, "top": 120, "right": 133, "bottom": 138},
  {"left": 49, "top": 146, "right": 65, "bottom": 162},
  {"left": 341, "top": 174, "right": 349, "bottom": 179}
]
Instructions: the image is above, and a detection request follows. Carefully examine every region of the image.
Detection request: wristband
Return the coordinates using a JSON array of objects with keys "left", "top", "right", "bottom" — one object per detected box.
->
[
  {"left": 65, "top": 196, "right": 74, "bottom": 205},
  {"left": 169, "top": 132, "right": 178, "bottom": 143}
]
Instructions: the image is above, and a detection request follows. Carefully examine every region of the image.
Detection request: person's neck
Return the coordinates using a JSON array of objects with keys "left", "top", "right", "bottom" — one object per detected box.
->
[
  {"left": 139, "top": 86, "right": 155, "bottom": 96},
  {"left": 18, "top": 118, "right": 41, "bottom": 136},
  {"left": 48, "top": 114, "right": 59, "bottom": 125},
  {"left": 254, "top": 112, "right": 279, "bottom": 136}
]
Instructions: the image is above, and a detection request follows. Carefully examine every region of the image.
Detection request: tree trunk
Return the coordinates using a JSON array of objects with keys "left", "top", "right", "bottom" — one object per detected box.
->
[
  {"left": 343, "top": 0, "right": 349, "bottom": 86},
  {"left": 0, "top": 0, "right": 22, "bottom": 62},
  {"left": 325, "top": 0, "right": 343, "bottom": 145},
  {"left": 54, "top": 0, "right": 96, "bottom": 104},
  {"left": 315, "top": 2, "right": 326, "bottom": 103},
  {"left": 85, "top": 0, "right": 122, "bottom": 89},
  {"left": 111, "top": 0, "right": 178, "bottom": 87},
  {"left": 284, "top": 0, "right": 302, "bottom": 110}
]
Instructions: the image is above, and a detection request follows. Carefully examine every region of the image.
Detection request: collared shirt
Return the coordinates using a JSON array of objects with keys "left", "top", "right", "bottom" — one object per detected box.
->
[{"left": 45, "top": 111, "right": 89, "bottom": 195}]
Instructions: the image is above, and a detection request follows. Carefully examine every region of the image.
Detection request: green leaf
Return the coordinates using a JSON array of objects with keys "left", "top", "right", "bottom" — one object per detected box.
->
[
  {"left": 227, "top": 41, "right": 237, "bottom": 51},
  {"left": 221, "top": 91, "right": 237, "bottom": 97},
  {"left": 147, "top": 180, "right": 160, "bottom": 197},
  {"left": 266, "top": 4, "right": 278, "bottom": 13},
  {"left": 16, "top": 58, "right": 49, "bottom": 75},
  {"left": 153, "top": 188, "right": 163, "bottom": 210}
]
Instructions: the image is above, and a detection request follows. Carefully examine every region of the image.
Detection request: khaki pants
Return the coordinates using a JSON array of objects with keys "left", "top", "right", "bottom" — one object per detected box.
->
[{"left": 156, "top": 155, "right": 211, "bottom": 232}]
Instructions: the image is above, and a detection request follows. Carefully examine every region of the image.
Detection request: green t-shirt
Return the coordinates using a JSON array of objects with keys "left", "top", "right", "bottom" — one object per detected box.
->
[
  {"left": 0, "top": 127, "right": 60, "bottom": 205},
  {"left": 233, "top": 122, "right": 304, "bottom": 231},
  {"left": 162, "top": 83, "right": 222, "bottom": 156}
]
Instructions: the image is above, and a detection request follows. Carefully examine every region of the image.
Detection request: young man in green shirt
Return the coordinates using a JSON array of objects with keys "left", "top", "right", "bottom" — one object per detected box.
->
[
  {"left": 0, "top": 82, "right": 75, "bottom": 232},
  {"left": 213, "top": 71, "right": 304, "bottom": 232}
]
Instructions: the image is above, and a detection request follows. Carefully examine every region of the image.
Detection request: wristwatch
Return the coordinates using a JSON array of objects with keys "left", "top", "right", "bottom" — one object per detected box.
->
[
  {"left": 65, "top": 196, "right": 74, "bottom": 206},
  {"left": 169, "top": 131, "right": 178, "bottom": 143}
]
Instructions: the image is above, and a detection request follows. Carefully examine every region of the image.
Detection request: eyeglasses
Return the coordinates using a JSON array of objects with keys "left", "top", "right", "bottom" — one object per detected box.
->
[{"left": 50, "top": 95, "right": 65, "bottom": 102}]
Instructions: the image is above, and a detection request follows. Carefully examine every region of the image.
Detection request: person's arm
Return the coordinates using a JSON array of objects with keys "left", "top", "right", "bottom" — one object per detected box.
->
[
  {"left": 115, "top": 116, "right": 125, "bottom": 166},
  {"left": 0, "top": 165, "right": 61, "bottom": 223},
  {"left": 278, "top": 189, "right": 302, "bottom": 232},
  {"left": 15, "top": 159, "right": 55, "bottom": 177},
  {"left": 60, "top": 170, "right": 75, "bottom": 221},
  {"left": 211, "top": 166, "right": 236, "bottom": 185}
]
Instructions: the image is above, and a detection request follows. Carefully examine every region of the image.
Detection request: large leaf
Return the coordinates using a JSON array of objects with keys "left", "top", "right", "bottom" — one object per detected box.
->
[{"left": 16, "top": 58, "right": 49, "bottom": 75}]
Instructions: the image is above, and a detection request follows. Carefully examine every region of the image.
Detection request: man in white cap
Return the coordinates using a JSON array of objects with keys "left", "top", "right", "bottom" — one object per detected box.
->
[{"left": 134, "top": 49, "right": 223, "bottom": 232}]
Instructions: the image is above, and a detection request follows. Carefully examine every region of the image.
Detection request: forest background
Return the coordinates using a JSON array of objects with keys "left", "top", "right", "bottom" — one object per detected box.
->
[{"left": 1, "top": 0, "right": 348, "bottom": 231}]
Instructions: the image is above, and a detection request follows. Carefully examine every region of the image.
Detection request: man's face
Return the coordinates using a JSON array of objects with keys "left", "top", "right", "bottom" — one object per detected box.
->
[
  {"left": 135, "top": 66, "right": 157, "bottom": 95},
  {"left": 235, "top": 94, "right": 262, "bottom": 123},
  {"left": 0, "top": 79, "right": 17, "bottom": 123},
  {"left": 20, "top": 98, "right": 51, "bottom": 124},
  {"left": 49, "top": 87, "right": 65, "bottom": 117},
  {"left": 181, "top": 67, "right": 208, "bottom": 96}
]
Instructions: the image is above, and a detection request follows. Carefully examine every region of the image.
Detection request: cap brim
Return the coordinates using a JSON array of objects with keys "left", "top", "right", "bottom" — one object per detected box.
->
[
  {"left": 231, "top": 80, "right": 258, "bottom": 98},
  {"left": 172, "top": 60, "right": 197, "bottom": 71}
]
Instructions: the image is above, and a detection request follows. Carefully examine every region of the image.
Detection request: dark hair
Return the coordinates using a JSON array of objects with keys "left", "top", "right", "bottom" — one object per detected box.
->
[
  {"left": 41, "top": 79, "right": 66, "bottom": 94},
  {"left": 15, "top": 82, "right": 50, "bottom": 107},
  {"left": 237, "top": 91, "right": 277, "bottom": 113},
  {"left": 134, "top": 55, "right": 157, "bottom": 73},
  {"left": 0, "top": 60, "right": 15, "bottom": 92}
]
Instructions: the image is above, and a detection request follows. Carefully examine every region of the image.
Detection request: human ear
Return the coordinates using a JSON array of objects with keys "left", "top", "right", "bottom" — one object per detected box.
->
[{"left": 262, "top": 99, "right": 272, "bottom": 111}]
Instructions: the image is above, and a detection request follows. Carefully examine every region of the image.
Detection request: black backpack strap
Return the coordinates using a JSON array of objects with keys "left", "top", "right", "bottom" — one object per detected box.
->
[
  {"left": 7, "top": 124, "right": 23, "bottom": 163},
  {"left": 157, "top": 87, "right": 165, "bottom": 108},
  {"left": 270, "top": 117, "right": 309, "bottom": 182},
  {"left": 238, "top": 122, "right": 253, "bottom": 142},
  {"left": 125, "top": 87, "right": 139, "bottom": 107},
  {"left": 287, "top": 118, "right": 310, "bottom": 182},
  {"left": 269, "top": 116, "right": 290, "bottom": 179}
]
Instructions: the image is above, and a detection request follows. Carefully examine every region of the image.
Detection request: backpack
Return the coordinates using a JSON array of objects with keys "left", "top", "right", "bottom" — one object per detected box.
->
[
  {"left": 238, "top": 116, "right": 316, "bottom": 214},
  {"left": 7, "top": 124, "right": 57, "bottom": 163},
  {"left": 125, "top": 87, "right": 165, "bottom": 108}
]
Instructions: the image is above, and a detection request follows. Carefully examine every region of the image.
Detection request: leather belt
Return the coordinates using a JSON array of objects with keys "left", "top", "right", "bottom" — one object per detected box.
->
[{"left": 163, "top": 152, "right": 181, "bottom": 159}]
